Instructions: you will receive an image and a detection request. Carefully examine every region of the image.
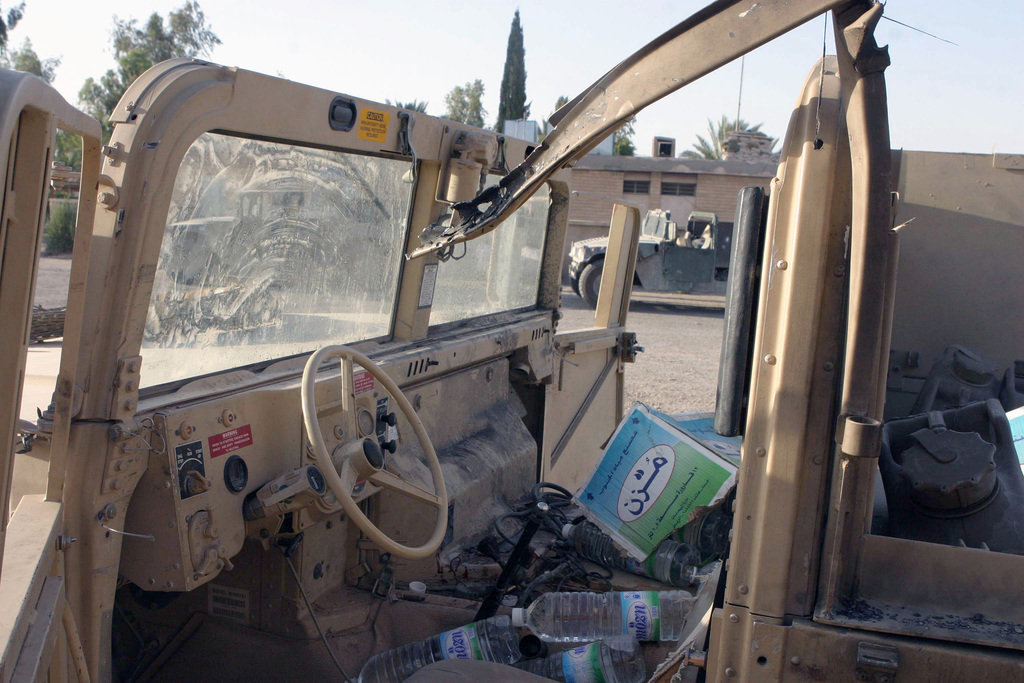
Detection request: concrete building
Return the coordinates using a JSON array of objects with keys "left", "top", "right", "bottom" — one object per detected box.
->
[{"left": 563, "top": 154, "right": 777, "bottom": 278}]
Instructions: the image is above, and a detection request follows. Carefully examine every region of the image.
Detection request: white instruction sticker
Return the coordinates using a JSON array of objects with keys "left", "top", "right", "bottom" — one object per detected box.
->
[{"left": 418, "top": 263, "right": 438, "bottom": 308}]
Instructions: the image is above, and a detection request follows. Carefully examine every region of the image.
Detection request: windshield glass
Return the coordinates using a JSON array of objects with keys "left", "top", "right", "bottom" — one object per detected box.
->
[
  {"left": 429, "top": 183, "right": 549, "bottom": 325},
  {"left": 141, "top": 133, "right": 412, "bottom": 388}
]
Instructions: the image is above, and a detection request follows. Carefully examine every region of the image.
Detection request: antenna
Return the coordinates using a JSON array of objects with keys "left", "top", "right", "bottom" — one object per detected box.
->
[{"left": 735, "top": 56, "right": 745, "bottom": 131}]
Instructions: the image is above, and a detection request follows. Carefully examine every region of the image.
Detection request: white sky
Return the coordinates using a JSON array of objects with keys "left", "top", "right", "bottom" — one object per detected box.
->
[{"left": 13, "top": 1, "right": 1024, "bottom": 155}]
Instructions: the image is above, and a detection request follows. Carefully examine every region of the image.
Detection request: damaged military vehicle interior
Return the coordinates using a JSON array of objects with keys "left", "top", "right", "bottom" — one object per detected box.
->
[{"left": 2, "top": 1, "right": 1023, "bottom": 681}]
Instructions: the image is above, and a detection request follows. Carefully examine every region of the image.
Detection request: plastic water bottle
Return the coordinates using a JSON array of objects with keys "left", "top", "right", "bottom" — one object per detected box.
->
[
  {"left": 565, "top": 522, "right": 700, "bottom": 587},
  {"left": 358, "top": 615, "right": 520, "bottom": 682},
  {"left": 511, "top": 590, "right": 695, "bottom": 642},
  {"left": 517, "top": 635, "right": 646, "bottom": 683}
]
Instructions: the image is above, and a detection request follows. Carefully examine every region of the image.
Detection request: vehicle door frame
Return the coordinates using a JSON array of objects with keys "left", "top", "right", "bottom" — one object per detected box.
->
[{"left": 0, "top": 68, "right": 101, "bottom": 683}]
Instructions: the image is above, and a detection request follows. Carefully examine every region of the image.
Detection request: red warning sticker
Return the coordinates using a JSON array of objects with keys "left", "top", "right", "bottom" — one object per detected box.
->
[
  {"left": 353, "top": 370, "right": 375, "bottom": 394},
  {"left": 209, "top": 424, "right": 254, "bottom": 458}
]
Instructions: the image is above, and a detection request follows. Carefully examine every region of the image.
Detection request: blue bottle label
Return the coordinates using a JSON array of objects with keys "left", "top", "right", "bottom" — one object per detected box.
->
[
  {"left": 621, "top": 591, "right": 661, "bottom": 641},
  {"left": 440, "top": 624, "right": 483, "bottom": 660}
]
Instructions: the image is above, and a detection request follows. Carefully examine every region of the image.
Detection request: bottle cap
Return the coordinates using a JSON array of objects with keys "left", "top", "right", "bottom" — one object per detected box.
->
[{"left": 511, "top": 607, "right": 526, "bottom": 627}]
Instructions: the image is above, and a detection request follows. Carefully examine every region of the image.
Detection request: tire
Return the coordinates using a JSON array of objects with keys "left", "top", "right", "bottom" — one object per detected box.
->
[
  {"left": 578, "top": 259, "right": 604, "bottom": 309},
  {"left": 569, "top": 273, "right": 582, "bottom": 297}
]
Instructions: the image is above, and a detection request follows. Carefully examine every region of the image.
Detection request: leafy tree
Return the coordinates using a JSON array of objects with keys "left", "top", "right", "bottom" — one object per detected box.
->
[
  {"left": 495, "top": 9, "right": 528, "bottom": 132},
  {"left": 613, "top": 117, "right": 636, "bottom": 156},
  {"left": 681, "top": 116, "right": 765, "bottom": 160},
  {"left": 0, "top": 37, "right": 79, "bottom": 169},
  {"left": 0, "top": 2, "right": 23, "bottom": 54},
  {"left": 79, "top": 2, "right": 220, "bottom": 142},
  {"left": 386, "top": 99, "right": 428, "bottom": 113},
  {"left": 551, "top": 94, "right": 570, "bottom": 120},
  {"left": 3, "top": 38, "right": 58, "bottom": 82},
  {"left": 443, "top": 79, "right": 486, "bottom": 128}
]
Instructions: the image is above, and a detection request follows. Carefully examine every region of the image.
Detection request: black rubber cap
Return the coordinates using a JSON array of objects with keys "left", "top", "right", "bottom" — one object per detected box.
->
[{"left": 363, "top": 439, "right": 385, "bottom": 469}]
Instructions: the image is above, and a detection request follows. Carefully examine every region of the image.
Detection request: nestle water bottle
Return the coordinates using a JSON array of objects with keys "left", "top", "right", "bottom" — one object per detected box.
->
[
  {"left": 511, "top": 590, "right": 694, "bottom": 642},
  {"left": 358, "top": 615, "right": 520, "bottom": 683},
  {"left": 565, "top": 521, "right": 700, "bottom": 587},
  {"left": 517, "top": 635, "right": 646, "bottom": 683}
]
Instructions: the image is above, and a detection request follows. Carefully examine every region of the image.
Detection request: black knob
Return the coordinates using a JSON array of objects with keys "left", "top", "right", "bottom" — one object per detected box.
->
[
  {"left": 380, "top": 412, "right": 397, "bottom": 427},
  {"left": 382, "top": 440, "right": 397, "bottom": 454}
]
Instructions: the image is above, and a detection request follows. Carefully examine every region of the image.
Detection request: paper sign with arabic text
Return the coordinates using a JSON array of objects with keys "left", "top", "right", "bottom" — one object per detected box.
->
[{"left": 575, "top": 403, "right": 737, "bottom": 560}]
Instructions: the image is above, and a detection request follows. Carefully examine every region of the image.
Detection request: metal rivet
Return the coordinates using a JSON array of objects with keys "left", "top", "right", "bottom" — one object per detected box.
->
[
  {"left": 729, "top": 613, "right": 739, "bottom": 623},
  {"left": 824, "top": 361, "right": 835, "bottom": 372},
  {"left": 764, "top": 354, "right": 776, "bottom": 365},
  {"left": 776, "top": 259, "right": 788, "bottom": 270},
  {"left": 738, "top": 584, "right": 749, "bottom": 595},
  {"left": 791, "top": 656, "right": 801, "bottom": 666},
  {"left": 725, "top": 667, "right": 737, "bottom": 678},
  {"left": 148, "top": 578, "right": 155, "bottom": 585},
  {"left": 755, "top": 446, "right": 766, "bottom": 457},
  {"left": 166, "top": 581, "right": 173, "bottom": 588}
]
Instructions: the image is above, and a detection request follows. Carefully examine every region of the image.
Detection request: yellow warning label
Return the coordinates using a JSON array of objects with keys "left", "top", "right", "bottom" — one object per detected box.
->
[{"left": 357, "top": 109, "right": 390, "bottom": 142}]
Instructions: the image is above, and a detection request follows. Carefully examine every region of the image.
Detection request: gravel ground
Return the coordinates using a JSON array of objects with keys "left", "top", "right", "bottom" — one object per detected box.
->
[
  {"left": 558, "top": 288, "right": 724, "bottom": 414},
  {"left": 34, "top": 256, "right": 72, "bottom": 308},
  {"left": 32, "top": 258, "right": 724, "bottom": 414}
]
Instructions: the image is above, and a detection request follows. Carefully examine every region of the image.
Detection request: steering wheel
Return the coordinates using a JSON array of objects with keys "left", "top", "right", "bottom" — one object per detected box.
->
[{"left": 301, "top": 345, "right": 448, "bottom": 559}]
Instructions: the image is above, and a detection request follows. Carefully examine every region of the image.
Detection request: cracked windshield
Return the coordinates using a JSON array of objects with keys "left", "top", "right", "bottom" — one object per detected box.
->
[{"left": 141, "top": 133, "right": 412, "bottom": 387}]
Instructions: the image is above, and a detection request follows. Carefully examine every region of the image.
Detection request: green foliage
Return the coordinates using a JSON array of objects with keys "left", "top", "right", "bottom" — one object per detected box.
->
[
  {"left": 551, "top": 95, "right": 570, "bottom": 119},
  {"left": 0, "top": 2, "right": 23, "bottom": 54},
  {"left": 79, "top": 2, "right": 220, "bottom": 142},
  {"left": 386, "top": 99, "right": 428, "bottom": 113},
  {"left": 444, "top": 79, "right": 486, "bottom": 128},
  {"left": 495, "top": 9, "right": 528, "bottom": 132},
  {"left": 3, "top": 38, "right": 59, "bottom": 82},
  {"left": 55, "top": 130, "right": 81, "bottom": 171},
  {"left": 613, "top": 117, "right": 636, "bottom": 156},
  {"left": 681, "top": 116, "right": 763, "bottom": 160},
  {"left": 44, "top": 202, "right": 76, "bottom": 254}
]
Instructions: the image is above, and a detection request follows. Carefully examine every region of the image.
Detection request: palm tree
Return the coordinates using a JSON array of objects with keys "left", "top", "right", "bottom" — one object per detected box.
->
[
  {"left": 386, "top": 99, "right": 428, "bottom": 113},
  {"left": 681, "top": 116, "right": 764, "bottom": 160}
]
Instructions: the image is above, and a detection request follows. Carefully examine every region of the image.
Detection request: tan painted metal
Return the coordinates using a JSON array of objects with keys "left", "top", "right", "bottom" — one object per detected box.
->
[
  {"left": 2, "top": 2, "right": 1022, "bottom": 681},
  {"left": 542, "top": 204, "right": 641, "bottom": 488},
  {"left": 301, "top": 345, "right": 447, "bottom": 559}
]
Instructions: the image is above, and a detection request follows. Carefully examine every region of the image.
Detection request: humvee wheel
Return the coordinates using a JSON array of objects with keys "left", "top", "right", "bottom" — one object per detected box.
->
[
  {"left": 579, "top": 259, "right": 604, "bottom": 309},
  {"left": 569, "top": 273, "right": 582, "bottom": 297},
  {"left": 301, "top": 345, "right": 448, "bottom": 559}
]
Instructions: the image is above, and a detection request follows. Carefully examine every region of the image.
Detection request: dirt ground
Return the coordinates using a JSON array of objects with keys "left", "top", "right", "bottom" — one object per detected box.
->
[
  {"left": 558, "top": 289, "right": 724, "bottom": 414},
  {"left": 32, "top": 258, "right": 725, "bottom": 414},
  {"left": 34, "top": 256, "right": 73, "bottom": 309}
]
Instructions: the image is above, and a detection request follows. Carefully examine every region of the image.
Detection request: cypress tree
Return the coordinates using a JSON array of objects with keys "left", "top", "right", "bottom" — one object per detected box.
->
[{"left": 495, "top": 10, "right": 528, "bottom": 132}]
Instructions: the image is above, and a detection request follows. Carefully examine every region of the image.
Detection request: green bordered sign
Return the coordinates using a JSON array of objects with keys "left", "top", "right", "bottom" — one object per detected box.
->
[{"left": 575, "top": 403, "right": 737, "bottom": 559}]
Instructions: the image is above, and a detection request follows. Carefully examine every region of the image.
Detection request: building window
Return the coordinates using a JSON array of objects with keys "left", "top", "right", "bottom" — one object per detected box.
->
[
  {"left": 661, "top": 182, "right": 696, "bottom": 196},
  {"left": 623, "top": 179, "right": 650, "bottom": 194}
]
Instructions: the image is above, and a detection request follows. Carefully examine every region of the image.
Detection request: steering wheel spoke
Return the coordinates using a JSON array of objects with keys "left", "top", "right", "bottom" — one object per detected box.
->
[
  {"left": 301, "top": 344, "right": 448, "bottom": 559},
  {"left": 368, "top": 469, "right": 443, "bottom": 509}
]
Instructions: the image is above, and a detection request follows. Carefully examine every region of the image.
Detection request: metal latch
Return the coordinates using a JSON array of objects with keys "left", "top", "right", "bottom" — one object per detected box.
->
[
  {"left": 618, "top": 331, "right": 644, "bottom": 363},
  {"left": 856, "top": 641, "right": 899, "bottom": 683}
]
